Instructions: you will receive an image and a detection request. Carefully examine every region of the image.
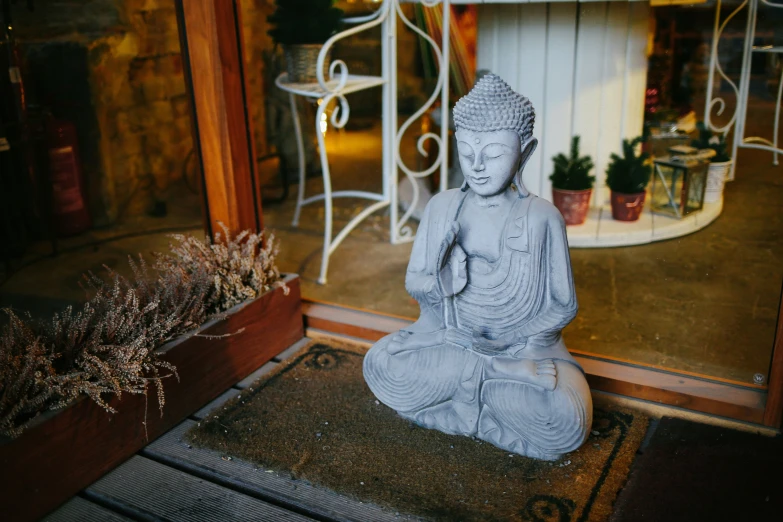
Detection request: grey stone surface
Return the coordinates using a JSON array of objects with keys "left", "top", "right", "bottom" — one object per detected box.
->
[
  {"left": 236, "top": 362, "right": 279, "bottom": 390},
  {"left": 363, "top": 75, "right": 592, "bottom": 460}
]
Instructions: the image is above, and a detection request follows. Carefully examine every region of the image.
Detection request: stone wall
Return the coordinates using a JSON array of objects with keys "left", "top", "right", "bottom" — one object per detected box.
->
[
  {"left": 240, "top": 0, "right": 271, "bottom": 158},
  {"left": 242, "top": 0, "right": 321, "bottom": 178},
  {"left": 13, "top": 0, "right": 278, "bottom": 224},
  {"left": 12, "top": 0, "right": 188, "bottom": 223},
  {"left": 12, "top": 0, "right": 424, "bottom": 223},
  {"left": 98, "top": 1, "right": 191, "bottom": 219}
]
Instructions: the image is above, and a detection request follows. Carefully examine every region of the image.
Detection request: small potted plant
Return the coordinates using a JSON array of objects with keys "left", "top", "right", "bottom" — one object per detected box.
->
[
  {"left": 605, "top": 136, "right": 652, "bottom": 222},
  {"left": 691, "top": 121, "right": 732, "bottom": 203},
  {"left": 267, "top": 0, "right": 344, "bottom": 84},
  {"left": 549, "top": 136, "right": 595, "bottom": 226}
]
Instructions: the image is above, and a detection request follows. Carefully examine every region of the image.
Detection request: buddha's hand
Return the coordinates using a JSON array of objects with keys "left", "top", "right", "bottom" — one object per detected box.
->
[
  {"left": 437, "top": 222, "right": 468, "bottom": 297},
  {"left": 471, "top": 328, "right": 522, "bottom": 353},
  {"left": 387, "top": 329, "right": 472, "bottom": 355}
]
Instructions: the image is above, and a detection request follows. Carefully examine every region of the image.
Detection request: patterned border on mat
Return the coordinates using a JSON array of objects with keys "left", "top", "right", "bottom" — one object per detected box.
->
[{"left": 221, "top": 340, "right": 644, "bottom": 522}]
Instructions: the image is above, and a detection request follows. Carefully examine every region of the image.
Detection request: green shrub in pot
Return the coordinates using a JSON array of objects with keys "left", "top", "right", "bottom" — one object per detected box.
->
[
  {"left": 549, "top": 136, "right": 595, "bottom": 226},
  {"left": 605, "top": 136, "right": 652, "bottom": 221},
  {"left": 691, "top": 122, "right": 731, "bottom": 163},
  {"left": 691, "top": 122, "right": 733, "bottom": 203}
]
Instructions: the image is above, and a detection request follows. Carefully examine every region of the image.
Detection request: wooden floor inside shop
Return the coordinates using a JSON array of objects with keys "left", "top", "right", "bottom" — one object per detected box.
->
[
  {"left": 3, "top": 116, "right": 779, "bottom": 387},
  {"left": 264, "top": 127, "right": 782, "bottom": 386},
  {"left": 41, "top": 334, "right": 783, "bottom": 522}
]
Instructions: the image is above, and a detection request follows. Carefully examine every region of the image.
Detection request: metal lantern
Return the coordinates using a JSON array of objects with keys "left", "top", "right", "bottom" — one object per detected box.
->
[
  {"left": 651, "top": 148, "right": 710, "bottom": 219},
  {"left": 647, "top": 122, "right": 691, "bottom": 158}
]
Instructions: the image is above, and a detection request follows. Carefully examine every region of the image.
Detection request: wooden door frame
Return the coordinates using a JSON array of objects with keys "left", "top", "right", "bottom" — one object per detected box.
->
[
  {"left": 175, "top": 0, "right": 262, "bottom": 238},
  {"left": 175, "top": 1, "right": 783, "bottom": 430},
  {"left": 301, "top": 299, "right": 780, "bottom": 427},
  {"left": 763, "top": 285, "right": 783, "bottom": 427}
]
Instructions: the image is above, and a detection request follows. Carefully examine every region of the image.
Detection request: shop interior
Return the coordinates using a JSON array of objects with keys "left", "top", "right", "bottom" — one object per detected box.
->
[{"left": 1, "top": 0, "right": 781, "bottom": 389}]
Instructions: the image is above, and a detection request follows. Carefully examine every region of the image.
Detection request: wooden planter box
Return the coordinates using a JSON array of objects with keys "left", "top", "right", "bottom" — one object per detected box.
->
[{"left": 0, "top": 274, "right": 303, "bottom": 522}]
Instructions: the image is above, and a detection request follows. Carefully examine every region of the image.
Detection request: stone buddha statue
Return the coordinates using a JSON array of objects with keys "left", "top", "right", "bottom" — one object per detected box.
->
[{"left": 364, "top": 74, "right": 592, "bottom": 461}]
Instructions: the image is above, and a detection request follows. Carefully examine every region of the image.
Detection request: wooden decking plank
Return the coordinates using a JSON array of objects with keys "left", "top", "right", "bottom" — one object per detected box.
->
[
  {"left": 236, "top": 362, "right": 279, "bottom": 390},
  {"left": 84, "top": 455, "right": 314, "bottom": 522},
  {"left": 192, "top": 389, "right": 243, "bottom": 420},
  {"left": 272, "top": 337, "right": 311, "bottom": 362},
  {"left": 143, "top": 420, "right": 408, "bottom": 522},
  {"left": 42, "top": 496, "right": 132, "bottom": 522}
]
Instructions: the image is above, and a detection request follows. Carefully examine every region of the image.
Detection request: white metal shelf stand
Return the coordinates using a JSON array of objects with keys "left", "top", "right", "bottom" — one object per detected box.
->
[
  {"left": 704, "top": 0, "right": 783, "bottom": 179},
  {"left": 276, "top": 0, "right": 452, "bottom": 284}
]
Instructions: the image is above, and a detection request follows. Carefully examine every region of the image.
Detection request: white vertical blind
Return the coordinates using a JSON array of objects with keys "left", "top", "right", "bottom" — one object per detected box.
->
[
  {"left": 514, "top": 3, "right": 549, "bottom": 197},
  {"left": 541, "top": 3, "right": 578, "bottom": 202},
  {"left": 572, "top": 2, "right": 609, "bottom": 206},
  {"left": 476, "top": 1, "right": 649, "bottom": 205},
  {"left": 623, "top": 1, "right": 651, "bottom": 142},
  {"left": 595, "top": 2, "right": 631, "bottom": 207}
]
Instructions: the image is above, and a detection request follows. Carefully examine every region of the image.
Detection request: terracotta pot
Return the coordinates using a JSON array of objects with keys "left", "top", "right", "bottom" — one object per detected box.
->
[
  {"left": 610, "top": 191, "right": 646, "bottom": 222},
  {"left": 284, "top": 44, "right": 331, "bottom": 83},
  {"left": 704, "top": 160, "right": 731, "bottom": 204},
  {"left": 552, "top": 188, "right": 592, "bottom": 226}
]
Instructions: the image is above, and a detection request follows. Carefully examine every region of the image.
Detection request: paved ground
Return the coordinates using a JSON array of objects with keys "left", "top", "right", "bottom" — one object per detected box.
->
[
  {"left": 40, "top": 335, "right": 782, "bottom": 522},
  {"left": 566, "top": 145, "right": 782, "bottom": 384}
]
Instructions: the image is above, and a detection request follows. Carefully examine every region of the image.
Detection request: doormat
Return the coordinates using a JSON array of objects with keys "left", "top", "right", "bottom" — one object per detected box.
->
[{"left": 187, "top": 339, "right": 648, "bottom": 521}]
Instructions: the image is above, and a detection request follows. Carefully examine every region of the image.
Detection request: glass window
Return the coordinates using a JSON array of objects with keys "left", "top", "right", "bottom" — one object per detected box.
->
[
  {"left": 1, "top": 0, "right": 203, "bottom": 321},
  {"left": 239, "top": 0, "right": 781, "bottom": 387}
]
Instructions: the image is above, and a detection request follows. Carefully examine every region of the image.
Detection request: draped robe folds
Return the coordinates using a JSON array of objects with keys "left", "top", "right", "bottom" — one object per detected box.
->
[{"left": 363, "top": 188, "right": 592, "bottom": 460}]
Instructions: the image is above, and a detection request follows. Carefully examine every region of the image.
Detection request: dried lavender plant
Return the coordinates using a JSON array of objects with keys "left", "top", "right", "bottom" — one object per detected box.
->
[
  {"left": 49, "top": 258, "right": 212, "bottom": 414},
  {"left": 1, "top": 226, "right": 286, "bottom": 439},
  {"left": 0, "top": 311, "right": 64, "bottom": 439},
  {"left": 156, "top": 223, "right": 288, "bottom": 315},
  {"left": 0, "top": 260, "right": 210, "bottom": 439}
]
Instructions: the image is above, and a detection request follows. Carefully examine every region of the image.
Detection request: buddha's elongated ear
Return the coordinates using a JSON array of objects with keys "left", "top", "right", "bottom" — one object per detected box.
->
[{"left": 514, "top": 137, "right": 537, "bottom": 198}]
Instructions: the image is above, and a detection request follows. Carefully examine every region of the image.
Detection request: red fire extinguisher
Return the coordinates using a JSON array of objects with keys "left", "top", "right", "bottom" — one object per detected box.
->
[{"left": 46, "top": 117, "right": 90, "bottom": 236}]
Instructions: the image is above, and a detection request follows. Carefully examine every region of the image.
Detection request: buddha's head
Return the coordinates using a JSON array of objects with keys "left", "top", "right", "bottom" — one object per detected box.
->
[{"left": 453, "top": 74, "right": 537, "bottom": 197}]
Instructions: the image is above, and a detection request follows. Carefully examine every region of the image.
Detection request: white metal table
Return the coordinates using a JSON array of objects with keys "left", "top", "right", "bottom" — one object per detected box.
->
[
  {"left": 275, "top": 1, "right": 452, "bottom": 285},
  {"left": 704, "top": 0, "right": 783, "bottom": 179},
  {"left": 276, "top": 73, "right": 388, "bottom": 285}
]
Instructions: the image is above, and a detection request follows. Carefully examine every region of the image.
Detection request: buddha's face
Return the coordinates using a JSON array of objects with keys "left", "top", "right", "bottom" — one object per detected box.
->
[{"left": 455, "top": 128, "right": 522, "bottom": 197}]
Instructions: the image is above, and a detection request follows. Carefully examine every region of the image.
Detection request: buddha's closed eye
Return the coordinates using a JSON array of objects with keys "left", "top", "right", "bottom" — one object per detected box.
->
[
  {"left": 483, "top": 144, "right": 509, "bottom": 159},
  {"left": 457, "top": 142, "right": 474, "bottom": 158}
]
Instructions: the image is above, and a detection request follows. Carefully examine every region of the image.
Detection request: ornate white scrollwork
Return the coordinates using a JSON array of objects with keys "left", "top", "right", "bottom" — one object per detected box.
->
[
  {"left": 704, "top": 0, "right": 783, "bottom": 178},
  {"left": 392, "top": 0, "right": 451, "bottom": 243},
  {"left": 704, "top": 0, "right": 748, "bottom": 135},
  {"left": 309, "top": 0, "right": 453, "bottom": 245},
  {"left": 315, "top": 3, "right": 391, "bottom": 132},
  {"left": 278, "top": 0, "right": 453, "bottom": 283}
]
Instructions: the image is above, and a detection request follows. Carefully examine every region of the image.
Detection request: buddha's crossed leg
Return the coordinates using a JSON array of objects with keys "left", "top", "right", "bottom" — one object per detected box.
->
[
  {"left": 363, "top": 330, "right": 484, "bottom": 435},
  {"left": 477, "top": 359, "right": 592, "bottom": 460},
  {"left": 364, "top": 331, "right": 592, "bottom": 457}
]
